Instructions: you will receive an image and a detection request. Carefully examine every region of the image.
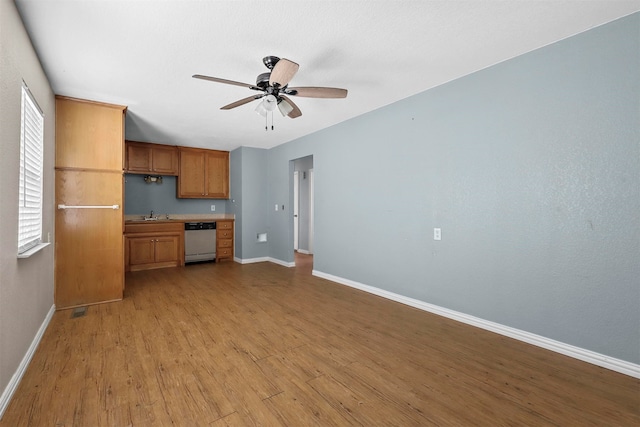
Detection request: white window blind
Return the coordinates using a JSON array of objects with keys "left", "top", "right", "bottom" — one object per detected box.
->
[{"left": 18, "top": 83, "right": 44, "bottom": 254}]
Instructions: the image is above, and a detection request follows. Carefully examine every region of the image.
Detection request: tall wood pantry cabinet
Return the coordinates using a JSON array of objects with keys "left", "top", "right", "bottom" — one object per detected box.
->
[{"left": 55, "top": 96, "right": 127, "bottom": 309}]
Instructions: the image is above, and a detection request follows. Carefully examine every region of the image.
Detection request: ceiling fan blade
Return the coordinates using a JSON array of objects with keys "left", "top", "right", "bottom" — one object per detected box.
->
[
  {"left": 269, "top": 59, "right": 299, "bottom": 87},
  {"left": 286, "top": 87, "right": 348, "bottom": 98},
  {"left": 221, "top": 95, "right": 263, "bottom": 110},
  {"left": 193, "top": 74, "right": 260, "bottom": 91},
  {"left": 280, "top": 95, "right": 302, "bottom": 118}
]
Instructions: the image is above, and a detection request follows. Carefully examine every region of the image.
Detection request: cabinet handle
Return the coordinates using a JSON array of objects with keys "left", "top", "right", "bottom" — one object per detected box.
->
[{"left": 58, "top": 204, "right": 119, "bottom": 210}]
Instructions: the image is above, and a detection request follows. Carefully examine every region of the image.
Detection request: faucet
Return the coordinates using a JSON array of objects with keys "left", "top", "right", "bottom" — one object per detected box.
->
[{"left": 150, "top": 210, "right": 154, "bottom": 219}]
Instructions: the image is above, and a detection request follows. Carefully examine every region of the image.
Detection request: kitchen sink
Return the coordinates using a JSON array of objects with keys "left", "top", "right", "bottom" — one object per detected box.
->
[{"left": 126, "top": 217, "right": 175, "bottom": 223}]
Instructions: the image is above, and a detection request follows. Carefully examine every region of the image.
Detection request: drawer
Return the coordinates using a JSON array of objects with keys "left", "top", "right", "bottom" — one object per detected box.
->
[
  {"left": 217, "top": 248, "right": 233, "bottom": 258},
  {"left": 125, "top": 221, "right": 184, "bottom": 234},
  {"left": 217, "top": 221, "right": 233, "bottom": 230},
  {"left": 217, "top": 239, "right": 233, "bottom": 248},
  {"left": 218, "top": 229, "right": 233, "bottom": 239}
]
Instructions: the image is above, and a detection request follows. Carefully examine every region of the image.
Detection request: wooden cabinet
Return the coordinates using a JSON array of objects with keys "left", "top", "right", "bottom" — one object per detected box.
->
[
  {"left": 55, "top": 96, "right": 127, "bottom": 309},
  {"left": 125, "top": 222, "right": 184, "bottom": 271},
  {"left": 125, "top": 141, "right": 178, "bottom": 175},
  {"left": 216, "top": 219, "right": 234, "bottom": 262},
  {"left": 56, "top": 96, "right": 126, "bottom": 171},
  {"left": 178, "top": 147, "right": 229, "bottom": 199}
]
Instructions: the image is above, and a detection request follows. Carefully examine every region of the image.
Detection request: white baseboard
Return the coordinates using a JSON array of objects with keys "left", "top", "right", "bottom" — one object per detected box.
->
[
  {"left": 312, "top": 270, "right": 640, "bottom": 379},
  {"left": 235, "top": 256, "right": 269, "bottom": 264},
  {"left": 0, "top": 304, "right": 56, "bottom": 419},
  {"left": 296, "top": 249, "right": 311, "bottom": 255},
  {"left": 234, "top": 257, "right": 295, "bottom": 267},
  {"left": 268, "top": 258, "right": 295, "bottom": 268}
]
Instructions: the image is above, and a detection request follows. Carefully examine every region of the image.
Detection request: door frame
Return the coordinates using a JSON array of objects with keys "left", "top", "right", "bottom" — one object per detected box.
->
[{"left": 293, "top": 170, "right": 299, "bottom": 251}]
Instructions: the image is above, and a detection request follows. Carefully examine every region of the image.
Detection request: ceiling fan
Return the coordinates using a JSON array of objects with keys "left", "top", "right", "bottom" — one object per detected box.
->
[{"left": 193, "top": 56, "right": 348, "bottom": 122}]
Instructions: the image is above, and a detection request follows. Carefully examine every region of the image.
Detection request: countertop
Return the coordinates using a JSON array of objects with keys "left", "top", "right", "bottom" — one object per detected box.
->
[{"left": 124, "top": 214, "right": 234, "bottom": 223}]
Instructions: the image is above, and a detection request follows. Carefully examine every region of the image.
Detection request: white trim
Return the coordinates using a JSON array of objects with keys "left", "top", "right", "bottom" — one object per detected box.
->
[
  {"left": 0, "top": 304, "right": 56, "bottom": 419},
  {"left": 268, "top": 258, "right": 295, "bottom": 268},
  {"left": 16, "top": 242, "right": 50, "bottom": 258},
  {"left": 234, "top": 257, "right": 295, "bottom": 268},
  {"left": 296, "top": 249, "right": 311, "bottom": 255},
  {"left": 235, "top": 256, "right": 269, "bottom": 264},
  {"left": 309, "top": 168, "right": 314, "bottom": 255},
  {"left": 312, "top": 270, "right": 640, "bottom": 379}
]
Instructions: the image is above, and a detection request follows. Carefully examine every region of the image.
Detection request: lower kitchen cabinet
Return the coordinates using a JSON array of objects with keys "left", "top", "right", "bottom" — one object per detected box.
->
[
  {"left": 125, "top": 222, "right": 184, "bottom": 271},
  {"left": 216, "top": 219, "right": 234, "bottom": 262}
]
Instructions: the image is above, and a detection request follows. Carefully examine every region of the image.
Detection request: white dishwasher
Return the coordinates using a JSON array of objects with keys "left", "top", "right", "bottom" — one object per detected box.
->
[{"left": 184, "top": 222, "right": 216, "bottom": 263}]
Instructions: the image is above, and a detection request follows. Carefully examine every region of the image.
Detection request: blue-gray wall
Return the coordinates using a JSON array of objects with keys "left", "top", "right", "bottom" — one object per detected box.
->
[
  {"left": 228, "top": 148, "right": 242, "bottom": 255},
  {"left": 124, "top": 174, "right": 228, "bottom": 215},
  {"left": 229, "top": 147, "right": 269, "bottom": 260},
  {"left": 241, "top": 14, "right": 638, "bottom": 364}
]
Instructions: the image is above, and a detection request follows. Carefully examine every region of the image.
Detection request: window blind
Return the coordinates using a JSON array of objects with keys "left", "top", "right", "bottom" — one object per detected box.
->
[{"left": 18, "top": 83, "right": 44, "bottom": 254}]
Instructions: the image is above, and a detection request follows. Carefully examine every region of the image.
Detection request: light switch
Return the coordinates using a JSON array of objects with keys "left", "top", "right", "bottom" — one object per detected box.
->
[
  {"left": 275, "top": 204, "right": 279, "bottom": 211},
  {"left": 434, "top": 228, "right": 441, "bottom": 240}
]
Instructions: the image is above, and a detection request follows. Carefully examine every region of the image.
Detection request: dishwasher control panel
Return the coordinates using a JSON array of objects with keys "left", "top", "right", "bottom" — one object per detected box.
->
[{"left": 185, "top": 222, "right": 216, "bottom": 230}]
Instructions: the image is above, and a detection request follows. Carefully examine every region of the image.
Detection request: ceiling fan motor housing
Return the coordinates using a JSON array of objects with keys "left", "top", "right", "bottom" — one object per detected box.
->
[{"left": 256, "top": 72, "right": 271, "bottom": 89}]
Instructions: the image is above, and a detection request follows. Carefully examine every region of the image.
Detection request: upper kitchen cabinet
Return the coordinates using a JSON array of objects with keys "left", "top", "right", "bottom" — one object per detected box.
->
[
  {"left": 125, "top": 141, "right": 179, "bottom": 175},
  {"left": 178, "top": 147, "right": 229, "bottom": 199},
  {"left": 56, "top": 96, "right": 126, "bottom": 171}
]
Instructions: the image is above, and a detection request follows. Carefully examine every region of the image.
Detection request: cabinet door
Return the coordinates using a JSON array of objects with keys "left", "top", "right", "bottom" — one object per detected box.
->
[
  {"left": 55, "top": 170, "right": 124, "bottom": 308},
  {"left": 155, "top": 235, "right": 180, "bottom": 263},
  {"left": 56, "top": 96, "right": 125, "bottom": 171},
  {"left": 128, "top": 237, "right": 156, "bottom": 266},
  {"left": 126, "top": 143, "right": 152, "bottom": 172},
  {"left": 205, "top": 150, "right": 229, "bottom": 198},
  {"left": 178, "top": 149, "right": 206, "bottom": 197},
  {"left": 152, "top": 146, "right": 178, "bottom": 175}
]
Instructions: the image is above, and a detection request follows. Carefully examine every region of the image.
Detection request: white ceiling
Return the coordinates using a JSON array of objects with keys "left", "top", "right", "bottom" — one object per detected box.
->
[{"left": 15, "top": 1, "right": 640, "bottom": 151}]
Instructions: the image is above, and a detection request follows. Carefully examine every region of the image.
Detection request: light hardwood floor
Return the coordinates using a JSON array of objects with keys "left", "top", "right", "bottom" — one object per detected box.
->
[{"left": 2, "top": 254, "right": 638, "bottom": 426}]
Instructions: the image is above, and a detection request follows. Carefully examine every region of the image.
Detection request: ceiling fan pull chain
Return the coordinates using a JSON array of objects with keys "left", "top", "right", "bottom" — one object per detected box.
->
[
  {"left": 271, "top": 112, "right": 274, "bottom": 131},
  {"left": 265, "top": 112, "right": 268, "bottom": 131}
]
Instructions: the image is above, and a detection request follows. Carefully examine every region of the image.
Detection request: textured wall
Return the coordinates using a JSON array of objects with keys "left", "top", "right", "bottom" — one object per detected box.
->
[
  {"left": 0, "top": 0, "right": 55, "bottom": 406},
  {"left": 124, "top": 175, "right": 228, "bottom": 215},
  {"left": 235, "top": 147, "right": 269, "bottom": 260},
  {"left": 263, "top": 14, "right": 640, "bottom": 363},
  {"left": 228, "top": 148, "right": 243, "bottom": 257}
]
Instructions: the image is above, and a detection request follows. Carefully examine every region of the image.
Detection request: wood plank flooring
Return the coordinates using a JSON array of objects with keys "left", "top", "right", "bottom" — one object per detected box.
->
[{"left": 2, "top": 254, "right": 638, "bottom": 426}]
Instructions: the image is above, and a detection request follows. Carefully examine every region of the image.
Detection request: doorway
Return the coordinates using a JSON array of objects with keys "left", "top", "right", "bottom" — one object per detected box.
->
[{"left": 292, "top": 156, "right": 314, "bottom": 269}]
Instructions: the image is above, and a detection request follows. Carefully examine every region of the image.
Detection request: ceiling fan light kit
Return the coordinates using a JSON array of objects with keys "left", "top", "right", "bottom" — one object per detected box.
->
[
  {"left": 193, "top": 56, "right": 348, "bottom": 130},
  {"left": 278, "top": 99, "right": 294, "bottom": 117}
]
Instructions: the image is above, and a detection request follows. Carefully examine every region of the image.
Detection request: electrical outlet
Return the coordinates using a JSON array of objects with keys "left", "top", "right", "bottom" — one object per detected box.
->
[
  {"left": 275, "top": 204, "right": 278, "bottom": 211},
  {"left": 210, "top": 204, "right": 215, "bottom": 211},
  {"left": 434, "top": 228, "right": 441, "bottom": 241}
]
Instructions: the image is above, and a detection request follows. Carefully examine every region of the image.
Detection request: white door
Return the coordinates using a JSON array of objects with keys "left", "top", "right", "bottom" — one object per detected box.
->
[{"left": 293, "top": 170, "right": 299, "bottom": 250}]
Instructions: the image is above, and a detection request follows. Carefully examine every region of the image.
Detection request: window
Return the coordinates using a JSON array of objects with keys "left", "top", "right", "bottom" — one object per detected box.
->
[{"left": 18, "top": 83, "right": 44, "bottom": 255}]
